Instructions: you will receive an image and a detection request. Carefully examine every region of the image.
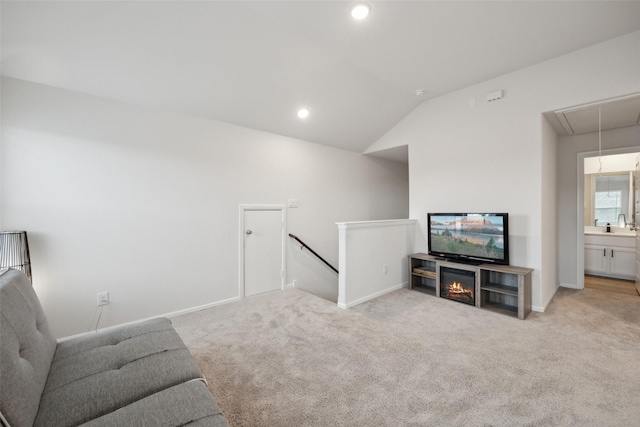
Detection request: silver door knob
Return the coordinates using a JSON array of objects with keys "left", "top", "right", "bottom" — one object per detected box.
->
[{"left": 245, "top": 230, "right": 252, "bottom": 235}]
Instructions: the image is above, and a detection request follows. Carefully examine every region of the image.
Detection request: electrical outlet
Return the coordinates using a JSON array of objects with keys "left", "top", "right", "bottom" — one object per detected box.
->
[
  {"left": 288, "top": 199, "right": 298, "bottom": 208},
  {"left": 97, "top": 291, "right": 109, "bottom": 306}
]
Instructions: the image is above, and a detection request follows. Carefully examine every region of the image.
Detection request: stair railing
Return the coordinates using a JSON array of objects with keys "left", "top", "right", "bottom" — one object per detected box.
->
[{"left": 288, "top": 234, "right": 339, "bottom": 274}]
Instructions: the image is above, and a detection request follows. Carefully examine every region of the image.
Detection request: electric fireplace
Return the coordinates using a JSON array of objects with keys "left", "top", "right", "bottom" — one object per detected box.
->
[{"left": 440, "top": 266, "right": 476, "bottom": 306}]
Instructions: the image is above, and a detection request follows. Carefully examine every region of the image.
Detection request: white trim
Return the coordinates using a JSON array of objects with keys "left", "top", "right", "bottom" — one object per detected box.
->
[
  {"left": 560, "top": 282, "right": 580, "bottom": 289},
  {"left": 532, "top": 282, "right": 560, "bottom": 313},
  {"left": 57, "top": 295, "right": 241, "bottom": 343},
  {"left": 240, "top": 204, "right": 286, "bottom": 211},
  {"left": 239, "top": 204, "right": 286, "bottom": 300},
  {"left": 336, "top": 219, "right": 416, "bottom": 230},
  {"left": 337, "top": 282, "right": 407, "bottom": 309},
  {"left": 164, "top": 296, "right": 241, "bottom": 319}
]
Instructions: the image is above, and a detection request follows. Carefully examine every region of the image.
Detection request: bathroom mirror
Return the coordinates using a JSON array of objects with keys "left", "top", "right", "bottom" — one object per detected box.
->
[{"left": 584, "top": 171, "right": 634, "bottom": 227}]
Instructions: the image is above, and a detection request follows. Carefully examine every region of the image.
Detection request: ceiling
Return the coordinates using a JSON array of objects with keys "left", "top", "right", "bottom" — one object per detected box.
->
[{"left": 3, "top": 1, "right": 640, "bottom": 155}]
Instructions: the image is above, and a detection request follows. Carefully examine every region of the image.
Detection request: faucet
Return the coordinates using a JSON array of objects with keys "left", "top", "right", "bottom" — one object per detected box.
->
[{"left": 594, "top": 219, "right": 598, "bottom": 226}]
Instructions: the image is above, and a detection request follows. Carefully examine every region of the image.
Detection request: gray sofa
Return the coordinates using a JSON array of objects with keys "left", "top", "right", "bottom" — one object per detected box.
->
[{"left": 0, "top": 269, "right": 229, "bottom": 427}]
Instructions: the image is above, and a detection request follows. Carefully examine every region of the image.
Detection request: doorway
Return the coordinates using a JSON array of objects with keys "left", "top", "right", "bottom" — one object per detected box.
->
[
  {"left": 239, "top": 205, "right": 285, "bottom": 298},
  {"left": 577, "top": 149, "right": 639, "bottom": 290}
]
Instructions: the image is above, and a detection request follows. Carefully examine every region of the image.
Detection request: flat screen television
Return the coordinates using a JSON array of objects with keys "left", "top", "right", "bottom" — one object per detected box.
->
[{"left": 427, "top": 213, "right": 509, "bottom": 265}]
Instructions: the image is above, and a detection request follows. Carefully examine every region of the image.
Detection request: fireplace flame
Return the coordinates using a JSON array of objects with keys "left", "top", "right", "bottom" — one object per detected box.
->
[{"left": 447, "top": 281, "right": 474, "bottom": 298}]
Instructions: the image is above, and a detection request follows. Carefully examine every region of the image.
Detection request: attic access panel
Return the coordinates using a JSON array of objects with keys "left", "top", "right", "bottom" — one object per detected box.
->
[{"left": 554, "top": 93, "right": 640, "bottom": 135}]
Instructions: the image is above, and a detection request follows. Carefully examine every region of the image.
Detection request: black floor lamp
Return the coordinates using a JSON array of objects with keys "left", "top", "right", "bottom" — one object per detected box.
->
[{"left": 0, "top": 231, "right": 32, "bottom": 283}]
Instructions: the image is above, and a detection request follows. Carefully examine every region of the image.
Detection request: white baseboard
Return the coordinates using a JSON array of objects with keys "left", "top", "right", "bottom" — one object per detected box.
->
[
  {"left": 560, "top": 282, "right": 580, "bottom": 289},
  {"left": 58, "top": 295, "right": 241, "bottom": 342},
  {"left": 531, "top": 283, "right": 563, "bottom": 313},
  {"left": 337, "top": 282, "right": 407, "bottom": 309},
  {"left": 164, "top": 296, "right": 241, "bottom": 319}
]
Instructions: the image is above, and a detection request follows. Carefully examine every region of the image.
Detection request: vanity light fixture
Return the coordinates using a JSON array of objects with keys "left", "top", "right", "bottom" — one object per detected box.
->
[
  {"left": 297, "top": 108, "right": 310, "bottom": 119},
  {"left": 351, "top": 3, "right": 370, "bottom": 20}
]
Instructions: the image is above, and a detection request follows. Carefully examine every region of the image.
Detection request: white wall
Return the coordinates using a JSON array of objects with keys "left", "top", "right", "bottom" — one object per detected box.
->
[
  {"left": 1, "top": 77, "right": 409, "bottom": 338},
  {"left": 584, "top": 152, "right": 638, "bottom": 174},
  {"left": 365, "top": 30, "right": 640, "bottom": 311},
  {"left": 336, "top": 219, "right": 415, "bottom": 308},
  {"left": 541, "top": 117, "right": 559, "bottom": 309},
  {"left": 557, "top": 125, "right": 640, "bottom": 287}
]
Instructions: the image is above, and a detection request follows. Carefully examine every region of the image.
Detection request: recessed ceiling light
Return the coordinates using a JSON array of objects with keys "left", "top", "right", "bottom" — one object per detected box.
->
[
  {"left": 350, "top": 3, "right": 370, "bottom": 20},
  {"left": 415, "top": 89, "right": 426, "bottom": 96},
  {"left": 297, "top": 108, "right": 310, "bottom": 119}
]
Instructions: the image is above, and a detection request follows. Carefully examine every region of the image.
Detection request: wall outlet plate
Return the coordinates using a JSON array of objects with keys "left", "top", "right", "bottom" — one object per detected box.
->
[{"left": 97, "top": 291, "right": 109, "bottom": 306}]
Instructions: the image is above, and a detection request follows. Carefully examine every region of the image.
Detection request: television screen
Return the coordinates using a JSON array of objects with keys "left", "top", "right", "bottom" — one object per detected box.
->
[{"left": 428, "top": 213, "right": 509, "bottom": 265}]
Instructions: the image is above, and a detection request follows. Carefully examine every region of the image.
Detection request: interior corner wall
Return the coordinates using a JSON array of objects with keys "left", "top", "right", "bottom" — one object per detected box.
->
[
  {"left": 0, "top": 77, "right": 409, "bottom": 338},
  {"left": 557, "top": 125, "right": 640, "bottom": 288},
  {"left": 365, "top": 30, "right": 640, "bottom": 312},
  {"left": 540, "top": 116, "right": 559, "bottom": 308}
]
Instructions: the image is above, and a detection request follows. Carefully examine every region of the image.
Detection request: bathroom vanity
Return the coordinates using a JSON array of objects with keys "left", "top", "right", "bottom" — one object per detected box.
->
[{"left": 584, "top": 231, "right": 635, "bottom": 280}]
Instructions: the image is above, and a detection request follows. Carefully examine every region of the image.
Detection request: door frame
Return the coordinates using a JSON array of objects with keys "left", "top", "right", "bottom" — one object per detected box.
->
[{"left": 239, "top": 204, "right": 286, "bottom": 299}]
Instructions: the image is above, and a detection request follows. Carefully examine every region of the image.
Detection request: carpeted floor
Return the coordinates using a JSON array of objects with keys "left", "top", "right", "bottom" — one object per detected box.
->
[{"left": 171, "top": 286, "right": 640, "bottom": 426}]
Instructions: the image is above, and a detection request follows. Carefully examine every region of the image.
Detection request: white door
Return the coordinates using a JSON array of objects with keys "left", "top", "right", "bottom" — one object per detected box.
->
[{"left": 242, "top": 207, "right": 284, "bottom": 297}]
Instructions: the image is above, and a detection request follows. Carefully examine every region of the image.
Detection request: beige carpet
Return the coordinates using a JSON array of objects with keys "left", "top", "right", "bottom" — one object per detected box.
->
[{"left": 171, "top": 286, "right": 640, "bottom": 426}]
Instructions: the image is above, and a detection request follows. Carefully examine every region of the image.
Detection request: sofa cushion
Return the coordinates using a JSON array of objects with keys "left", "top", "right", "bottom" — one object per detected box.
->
[
  {"left": 0, "top": 269, "right": 57, "bottom": 427},
  {"left": 34, "top": 319, "right": 206, "bottom": 427},
  {"left": 80, "top": 380, "right": 230, "bottom": 427},
  {"left": 53, "top": 317, "right": 175, "bottom": 360},
  {"left": 46, "top": 318, "right": 187, "bottom": 391}
]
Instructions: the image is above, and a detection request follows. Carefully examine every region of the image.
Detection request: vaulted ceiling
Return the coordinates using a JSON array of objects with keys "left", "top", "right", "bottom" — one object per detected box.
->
[{"left": 3, "top": 1, "right": 640, "bottom": 153}]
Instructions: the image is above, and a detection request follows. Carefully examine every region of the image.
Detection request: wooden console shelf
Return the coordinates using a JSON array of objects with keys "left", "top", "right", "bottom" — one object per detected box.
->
[
  {"left": 408, "top": 253, "right": 533, "bottom": 320},
  {"left": 408, "top": 254, "right": 437, "bottom": 295}
]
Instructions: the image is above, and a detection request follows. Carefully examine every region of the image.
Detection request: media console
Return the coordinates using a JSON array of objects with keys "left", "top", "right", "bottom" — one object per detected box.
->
[{"left": 408, "top": 253, "right": 532, "bottom": 320}]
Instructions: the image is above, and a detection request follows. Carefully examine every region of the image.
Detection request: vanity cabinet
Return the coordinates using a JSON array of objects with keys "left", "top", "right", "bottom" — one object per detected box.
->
[{"left": 584, "top": 234, "right": 635, "bottom": 280}]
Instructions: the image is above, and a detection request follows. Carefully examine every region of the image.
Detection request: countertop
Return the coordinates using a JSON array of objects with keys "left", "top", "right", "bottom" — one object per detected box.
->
[
  {"left": 584, "top": 226, "right": 636, "bottom": 237},
  {"left": 584, "top": 231, "right": 636, "bottom": 237}
]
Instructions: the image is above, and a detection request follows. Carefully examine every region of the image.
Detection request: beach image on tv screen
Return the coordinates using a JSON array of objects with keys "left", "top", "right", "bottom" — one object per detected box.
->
[{"left": 429, "top": 214, "right": 505, "bottom": 260}]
